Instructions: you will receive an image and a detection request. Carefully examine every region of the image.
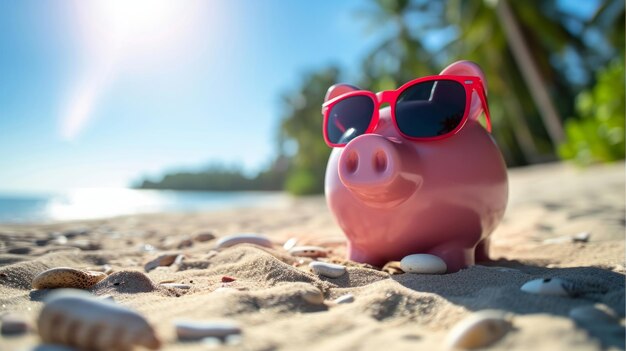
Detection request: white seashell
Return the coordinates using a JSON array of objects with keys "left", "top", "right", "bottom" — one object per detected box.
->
[
  {"left": 400, "top": 254, "right": 447, "bottom": 274},
  {"left": 301, "top": 286, "right": 324, "bottom": 304},
  {"left": 175, "top": 320, "right": 241, "bottom": 340},
  {"left": 520, "top": 278, "right": 570, "bottom": 296},
  {"left": 282, "top": 237, "right": 298, "bottom": 250},
  {"left": 289, "top": 246, "right": 328, "bottom": 258},
  {"left": 144, "top": 253, "right": 181, "bottom": 272},
  {"left": 333, "top": 294, "right": 355, "bottom": 304},
  {"left": 38, "top": 289, "right": 160, "bottom": 350},
  {"left": 1, "top": 314, "right": 29, "bottom": 335},
  {"left": 160, "top": 283, "right": 191, "bottom": 289},
  {"left": 446, "top": 310, "right": 513, "bottom": 349},
  {"left": 569, "top": 304, "right": 619, "bottom": 324},
  {"left": 215, "top": 233, "right": 273, "bottom": 249},
  {"left": 32, "top": 267, "right": 107, "bottom": 290},
  {"left": 309, "top": 261, "right": 346, "bottom": 278}
]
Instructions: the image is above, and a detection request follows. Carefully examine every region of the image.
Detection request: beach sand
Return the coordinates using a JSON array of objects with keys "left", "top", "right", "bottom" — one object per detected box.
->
[{"left": 0, "top": 161, "right": 624, "bottom": 350}]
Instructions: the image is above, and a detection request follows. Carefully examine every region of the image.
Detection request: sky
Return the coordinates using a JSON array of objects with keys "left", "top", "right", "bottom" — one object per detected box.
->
[{"left": 0, "top": 0, "right": 380, "bottom": 192}]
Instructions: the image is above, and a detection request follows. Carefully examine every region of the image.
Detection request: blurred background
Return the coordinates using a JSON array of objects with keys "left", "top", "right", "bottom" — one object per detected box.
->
[{"left": 0, "top": 0, "right": 623, "bottom": 222}]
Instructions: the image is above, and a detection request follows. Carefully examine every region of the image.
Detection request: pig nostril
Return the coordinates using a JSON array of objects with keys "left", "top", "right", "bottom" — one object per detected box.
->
[
  {"left": 373, "top": 150, "right": 387, "bottom": 173},
  {"left": 345, "top": 151, "right": 359, "bottom": 174}
]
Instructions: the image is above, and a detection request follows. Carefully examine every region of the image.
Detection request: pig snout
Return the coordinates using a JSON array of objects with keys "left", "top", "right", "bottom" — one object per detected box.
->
[{"left": 338, "top": 134, "right": 419, "bottom": 206}]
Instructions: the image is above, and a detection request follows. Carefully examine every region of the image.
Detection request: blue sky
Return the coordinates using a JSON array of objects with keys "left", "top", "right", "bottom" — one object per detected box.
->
[{"left": 0, "top": 0, "right": 380, "bottom": 192}]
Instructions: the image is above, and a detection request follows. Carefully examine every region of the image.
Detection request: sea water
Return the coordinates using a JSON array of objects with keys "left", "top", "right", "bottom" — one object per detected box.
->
[{"left": 0, "top": 188, "right": 288, "bottom": 223}]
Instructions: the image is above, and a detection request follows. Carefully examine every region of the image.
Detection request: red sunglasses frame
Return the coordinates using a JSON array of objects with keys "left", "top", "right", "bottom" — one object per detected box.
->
[{"left": 321, "top": 75, "right": 492, "bottom": 147}]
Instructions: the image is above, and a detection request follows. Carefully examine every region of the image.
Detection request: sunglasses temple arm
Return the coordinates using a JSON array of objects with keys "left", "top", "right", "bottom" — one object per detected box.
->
[{"left": 477, "top": 85, "right": 492, "bottom": 133}]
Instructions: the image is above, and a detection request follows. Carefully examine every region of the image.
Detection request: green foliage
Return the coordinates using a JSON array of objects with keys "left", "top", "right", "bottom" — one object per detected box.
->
[{"left": 559, "top": 60, "right": 625, "bottom": 165}]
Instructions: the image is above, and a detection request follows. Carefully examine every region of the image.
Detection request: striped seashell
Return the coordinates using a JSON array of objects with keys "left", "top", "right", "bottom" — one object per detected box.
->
[
  {"left": 37, "top": 289, "right": 161, "bottom": 351},
  {"left": 32, "top": 267, "right": 107, "bottom": 290}
]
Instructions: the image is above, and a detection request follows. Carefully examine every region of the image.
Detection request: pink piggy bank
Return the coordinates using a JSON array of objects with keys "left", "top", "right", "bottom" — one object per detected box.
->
[{"left": 323, "top": 61, "right": 508, "bottom": 273}]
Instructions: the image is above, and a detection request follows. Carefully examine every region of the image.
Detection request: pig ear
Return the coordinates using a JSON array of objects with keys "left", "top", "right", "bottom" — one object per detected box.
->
[
  {"left": 440, "top": 61, "right": 488, "bottom": 122},
  {"left": 325, "top": 84, "right": 360, "bottom": 102}
]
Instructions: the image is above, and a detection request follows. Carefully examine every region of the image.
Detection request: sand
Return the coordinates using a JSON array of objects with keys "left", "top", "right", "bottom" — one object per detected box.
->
[{"left": 0, "top": 161, "right": 624, "bottom": 350}]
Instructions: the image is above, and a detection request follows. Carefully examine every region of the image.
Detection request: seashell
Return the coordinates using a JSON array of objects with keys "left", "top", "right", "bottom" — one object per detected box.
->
[
  {"left": 309, "top": 261, "right": 346, "bottom": 278},
  {"left": 175, "top": 320, "right": 241, "bottom": 340},
  {"left": 38, "top": 289, "right": 161, "bottom": 350},
  {"left": 333, "top": 294, "right": 355, "bottom": 304},
  {"left": 282, "top": 237, "right": 298, "bottom": 250},
  {"left": 382, "top": 261, "right": 405, "bottom": 275},
  {"left": 400, "top": 254, "right": 447, "bottom": 274},
  {"left": 91, "top": 271, "right": 156, "bottom": 293},
  {"left": 446, "top": 310, "right": 513, "bottom": 349},
  {"left": 520, "top": 278, "right": 571, "bottom": 297},
  {"left": 569, "top": 304, "right": 620, "bottom": 324},
  {"left": 32, "top": 267, "right": 107, "bottom": 290},
  {"left": 301, "top": 285, "right": 324, "bottom": 304},
  {"left": 215, "top": 233, "right": 273, "bottom": 249},
  {"left": 193, "top": 231, "right": 216, "bottom": 242},
  {"left": 160, "top": 283, "right": 191, "bottom": 289},
  {"left": 1, "top": 314, "right": 30, "bottom": 335},
  {"left": 144, "top": 253, "right": 181, "bottom": 272},
  {"left": 288, "top": 246, "right": 328, "bottom": 258}
]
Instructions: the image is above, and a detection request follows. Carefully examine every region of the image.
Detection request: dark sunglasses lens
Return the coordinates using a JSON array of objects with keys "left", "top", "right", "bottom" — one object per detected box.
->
[
  {"left": 326, "top": 95, "right": 374, "bottom": 145},
  {"left": 395, "top": 80, "right": 466, "bottom": 138}
]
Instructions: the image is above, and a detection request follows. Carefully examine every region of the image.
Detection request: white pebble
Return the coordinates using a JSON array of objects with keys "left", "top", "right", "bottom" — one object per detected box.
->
[
  {"left": 569, "top": 304, "right": 619, "bottom": 324},
  {"left": 446, "top": 310, "right": 513, "bottom": 349},
  {"left": 301, "top": 286, "right": 324, "bottom": 304},
  {"left": 282, "top": 237, "right": 298, "bottom": 250},
  {"left": 215, "top": 234, "right": 273, "bottom": 249},
  {"left": 400, "top": 254, "right": 447, "bottom": 274},
  {"left": 520, "top": 278, "right": 570, "bottom": 296},
  {"left": 572, "top": 231, "right": 591, "bottom": 243},
  {"left": 175, "top": 320, "right": 241, "bottom": 340},
  {"left": 160, "top": 283, "right": 191, "bottom": 290},
  {"left": 309, "top": 261, "right": 346, "bottom": 278},
  {"left": 333, "top": 294, "right": 354, "bottom": 304},
  {"left": 289, "top": 246, "right": 328, "bottom": 258}
]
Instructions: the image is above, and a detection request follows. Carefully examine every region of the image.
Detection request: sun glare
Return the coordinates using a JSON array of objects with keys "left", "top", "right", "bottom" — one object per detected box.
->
[{"left": 60, "top": 0, "right": 205, "bottom": 141}]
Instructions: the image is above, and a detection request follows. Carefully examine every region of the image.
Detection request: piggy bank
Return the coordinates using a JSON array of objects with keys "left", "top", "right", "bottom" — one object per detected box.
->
[{"left": 323, "top": 61, "right": 508, "bottom": 273}]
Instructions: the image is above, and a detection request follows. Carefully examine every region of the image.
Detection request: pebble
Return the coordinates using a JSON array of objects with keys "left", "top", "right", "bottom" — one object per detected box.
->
[
  {"left": 194, "top": 231, "right": 216, "bottom": 242},
  {"left": 144, "top": 253, "right": 182, "bottom": 272},
  {"left": 1, "top": 314, "right": 29, "bottom": 335},
  {"left": 221, "top": 276, "right": 236, "bottom": 283},
  {"left": 160, "top": 283, "right": 192, "bottom": 290},
  {"left": 38, "top": 289, "right": 160, "bottom": 350},
  {"left": 175, "top": 320, "right": 241, "bottom": 340},
  {"left": 215, "top": 233, "right": 273, "bottom": 249},
  {"left": 446, "top": 310, "right": 513, "bottom": 349},
  {"left": 282, "top": 237, "right": 298, "bottom": 250},
  {"left": 333, "top": 294, "right": 355, "bottom": 304},
  {"left": 288, "top": 246, "right": 328, "bottom": 258},
  {"left": 8, "top": 247, "right": 31, "bottom": 255},
  {"left": 572, "top": 231, "right": 591, "bottom": 243},
  {"left": 400, "top": 254, "right": 447, "bottom": 274},
  {"left": 569, "top": 304, "right": 620, "bottom": 324},
  {"left": 520, "top": 277, "right": 570, "bottom": 297},
  {"left": 309, "top": 261, "right": 346, "bottom": 278},
  {"left": 32, "top": 267, "right": 107, "bottom": 290},
  {"left": 301, "top": 286, "right": 324, "bottom": 304}
]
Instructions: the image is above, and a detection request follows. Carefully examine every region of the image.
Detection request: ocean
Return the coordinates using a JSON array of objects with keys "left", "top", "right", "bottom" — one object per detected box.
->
[{"left": 0, "top": 189, "right": 288, "bottom": 224}]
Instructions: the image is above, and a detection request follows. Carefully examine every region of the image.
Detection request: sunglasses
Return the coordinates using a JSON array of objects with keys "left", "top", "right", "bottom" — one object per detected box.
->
[{"left": 322, "top": 75, "right": 492, "bottom": 147}]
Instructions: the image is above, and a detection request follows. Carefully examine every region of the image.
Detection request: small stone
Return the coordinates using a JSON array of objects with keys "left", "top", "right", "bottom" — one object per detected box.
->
[
  {"left": 215, "top": 233, "right": 273, "bottom": 249},
  {"left": 282, "top": 237, "right": 298, "bottom": 250},
  {"left": 32, "top": 267, "right": 107, "bottom": 290},
  {"left": 572, "top": 231, "right": 591, "bottom": 243},
  {"left": 1, "top": 314, "right": 29, "bottom": 335},
  {"left": 446, "top": 310, "right": 513, "bottom": 349},
  {"left": 221, "top": 276, "right": 236, "bottom": 283},
  {"left": 333, "top": 294, "right": 355, "bottom": 304},
  {"left": 194, "top": 231, "right": 216, "bottom": 242},
  {"left": 520, "top": 278, "right": 570, "bottom": 297},
  {"left": 382, "top": 261, "right": 405, "bottom": 275},
  {"left": 53, "top": 235, "right": 68, "bottom": 245},
  {"left": 569, "top": 304, "right": 619, "bottom": 324},
  {"left": 309, "top": 261, "right": 346, "bottom": 278},
  {"left": 144, "top": 254, "right": 181, "bottom": 272},
  {"left": 175, "top": 320, "right": 241, "bottom": 340},
  {"left": 7, "top": 247, "right": 31, "bottom": 255},
  {"left": 177, "top": 237, "right": 194, "bottom": 249},
  {"left": 301, "top": 286, "right": 324, "bottom": 304},
  {"left": 160, "top": 283, "right": 191, "bottom": 290},
  {"left": 400, "top": 254, "right": 447, "bottom": 274},
  {"left": 68, "top": 239, "right": 101, "bottom": 251},
  {"left": 289, "top": 246, "right": 328, "bottom": 258}
]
